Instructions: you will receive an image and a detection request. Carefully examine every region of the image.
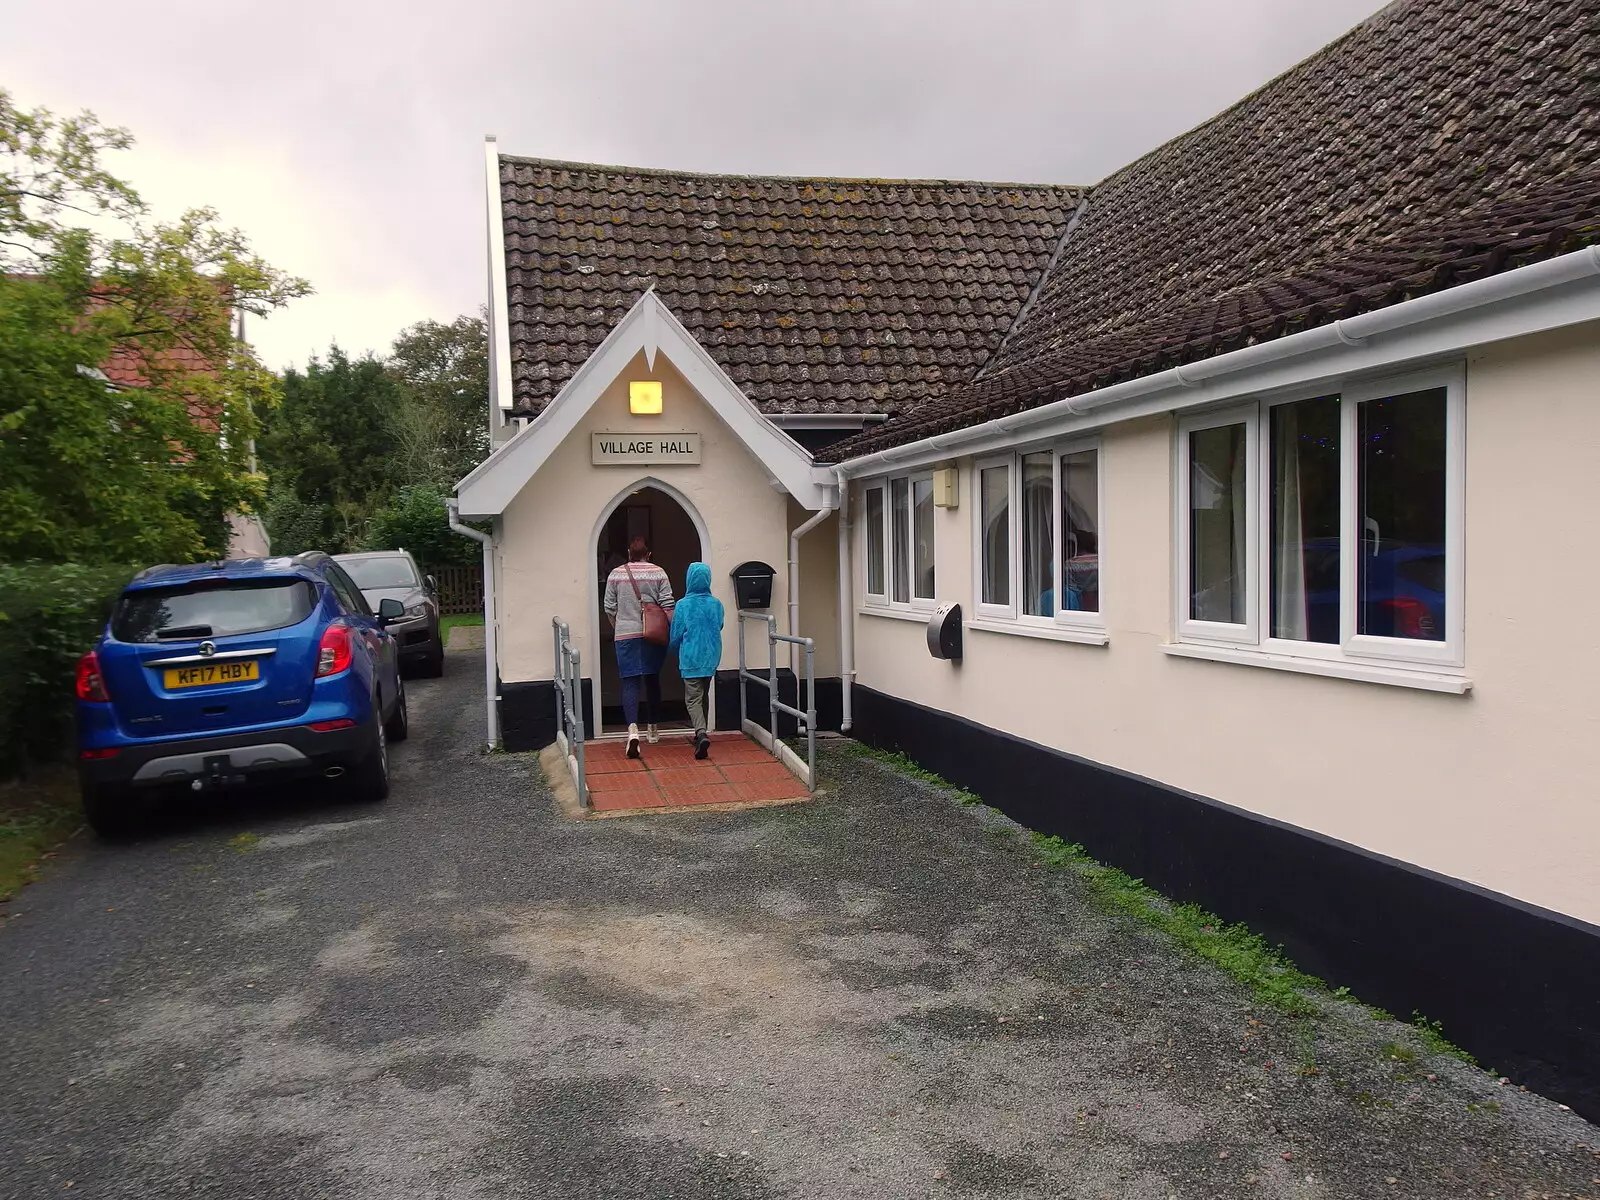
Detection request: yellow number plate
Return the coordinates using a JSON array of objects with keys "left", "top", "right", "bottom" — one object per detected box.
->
[{"left": 163, "top": 660, "right": 260, "bottom": 689}]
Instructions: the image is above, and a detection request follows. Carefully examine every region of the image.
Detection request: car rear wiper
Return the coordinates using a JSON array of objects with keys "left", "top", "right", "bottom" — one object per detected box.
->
[{"left": 155, "top": 624, "right": 213, "bottom": 640}]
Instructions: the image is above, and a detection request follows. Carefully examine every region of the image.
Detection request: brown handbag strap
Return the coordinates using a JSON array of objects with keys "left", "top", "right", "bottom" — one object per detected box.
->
[{"left": 622, "top": 562, "right": 647, "bottom": 606}]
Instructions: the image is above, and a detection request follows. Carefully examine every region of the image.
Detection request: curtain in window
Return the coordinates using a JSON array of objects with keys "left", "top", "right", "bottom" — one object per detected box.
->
[
  {"left": 1270, "top": 396, "right": 1340, "bottom": 643},
  {"left": 891, "top": 478, "right": 910, "bottom": 604},
  {"left": 912, "top": 477, "right": 935, "bottom": 599},
  {"left": 980, "top": 465, "right": 1010, "bottom": 606},
  {"left": 1271, "top": 404, "right": 1308, "bottom": 640},
  {"left": 1021, "top": 453, "right": 1053, "bottom": 616},
  {"left": 865, "top": 487, "right": 885, "bottom": 596}
]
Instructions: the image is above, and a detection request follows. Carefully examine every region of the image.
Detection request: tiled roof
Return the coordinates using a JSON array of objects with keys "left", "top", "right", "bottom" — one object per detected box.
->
[
  {"left": 827, "top": 0, "right": 1600, "bottom": 461},
  {"left": 498, "top": 158, "right": 1084, "bottom": 417},
  {"left": 821, "top": 177, "right": 1600, "bottom": 460}
]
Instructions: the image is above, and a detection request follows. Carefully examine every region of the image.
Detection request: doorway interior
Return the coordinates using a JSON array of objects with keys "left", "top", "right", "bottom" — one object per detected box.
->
[{"left": 594, "top": 484, "right": 702, "bottom": 734}]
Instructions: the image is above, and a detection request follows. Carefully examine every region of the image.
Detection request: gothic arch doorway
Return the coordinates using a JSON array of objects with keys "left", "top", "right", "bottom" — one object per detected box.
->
[{"left": 590, "top": 481, "right": 705, "bottom": 734}]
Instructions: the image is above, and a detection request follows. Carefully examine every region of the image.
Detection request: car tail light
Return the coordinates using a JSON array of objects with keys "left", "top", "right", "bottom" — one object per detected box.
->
[
  {"left": 75, "top": 651, "right": 110, "bottom": 702},
  {"left": 308, "top": 719, "right": 355, "bottom": 732},
  {"left": 1379, "top": 596, "right": 1437, "bottom": 639},
  {"left": 316, "top": 624, "right": 353, "bottom": 678},
  {"left": 79, "top": 747, "right": 120, "bottom": 760}
]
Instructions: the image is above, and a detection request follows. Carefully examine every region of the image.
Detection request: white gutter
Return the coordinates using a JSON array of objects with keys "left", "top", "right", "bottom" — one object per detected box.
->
[
  {"left": 447, "top": 498, "right": 500, "bottom": 751},
  {"left": 834, "top": 470, "right": 855, "bottom": 732},
  {"left": 787, "top": 504, "right": 836, "bottom": 697},
  {"left": 836, "top": 245, "right": 1600, "bottom": 478}
]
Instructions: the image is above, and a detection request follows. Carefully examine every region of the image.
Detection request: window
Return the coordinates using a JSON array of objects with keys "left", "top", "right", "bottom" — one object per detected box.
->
[
  {"left": 891, "top": 477, "right": 910, "bottom": 603},
  {"left": 327, "top": 566, "right": 374, "bottom": 617},
  {"left": 975, "top": 441, "right": 1103, "bottom": 630},
  {"left": 979, "top": 463, "right": 1010, "bottom": 608},
  {"left": 865, "top": 486, "right": 885, "bottom": 597},
  {"left": 862, "top": 472, "right": 936, "bottom": 609},
  {"left": 113, "top": 579, "right": 316, "bottom": 642},
  {"left": 1175, "top": 365, "right": 1463, "bottom": 670},
  {"left": 340, "top": 555, "right": 419, "bottom": 590},
  {"left": 912, "top": 476, "right": 935, "bottom": 601}
]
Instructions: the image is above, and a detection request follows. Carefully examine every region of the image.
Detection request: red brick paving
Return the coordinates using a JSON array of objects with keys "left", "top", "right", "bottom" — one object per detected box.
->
[
  {"left": 730, "top": 778, "right": 810, "bottom": 803},
  {"left": 583, "top": 734, "right": 808, "bottom": 814},
  {"left": 716, "top": 761, "right": 797, "bottom": 784}
]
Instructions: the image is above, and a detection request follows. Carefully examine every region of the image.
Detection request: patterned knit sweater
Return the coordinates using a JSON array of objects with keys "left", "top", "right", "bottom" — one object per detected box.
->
[{"left": 603, "top": 561, "right": 676, "bottom": 639}]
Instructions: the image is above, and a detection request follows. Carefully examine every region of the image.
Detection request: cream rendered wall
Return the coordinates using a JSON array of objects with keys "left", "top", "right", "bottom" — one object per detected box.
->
[
  {"left": 498, "top": 349, "right": 789, "bottom": 686},
  {"left": 790, "top": 502, "right": 841, "bottom": 679},
  {"left": 851, "top": 323, "right": 1600, "bottom": 923}
]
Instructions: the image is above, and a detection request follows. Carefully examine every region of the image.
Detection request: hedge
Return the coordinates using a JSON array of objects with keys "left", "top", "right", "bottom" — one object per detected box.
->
[{"left": 0, "top": 563, "right": 133, "bottom": 779}]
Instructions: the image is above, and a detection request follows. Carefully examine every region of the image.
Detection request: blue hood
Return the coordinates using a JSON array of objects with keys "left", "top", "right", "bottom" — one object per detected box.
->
[{"left": 685, "top": 562, "right": 712, "bottom": 594}]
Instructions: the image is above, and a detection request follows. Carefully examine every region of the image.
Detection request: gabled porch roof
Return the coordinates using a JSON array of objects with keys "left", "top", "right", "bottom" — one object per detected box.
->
[{"left": 456, "top": 290, "right": 836, "bottom": 519}]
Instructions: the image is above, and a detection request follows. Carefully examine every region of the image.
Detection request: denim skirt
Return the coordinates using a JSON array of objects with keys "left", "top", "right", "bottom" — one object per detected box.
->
[{"left": 615, "top": 635, "right": 666, "bottom": 678}]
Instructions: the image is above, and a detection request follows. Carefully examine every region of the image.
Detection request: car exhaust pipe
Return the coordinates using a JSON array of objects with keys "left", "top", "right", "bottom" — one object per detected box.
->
[{"left": 323, "top": 766, "right": 345, "bottom": 779}]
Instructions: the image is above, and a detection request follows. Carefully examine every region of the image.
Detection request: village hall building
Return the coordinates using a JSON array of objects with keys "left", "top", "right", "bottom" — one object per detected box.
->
[{"left": 454, "top": 0, "right": 1600, "bottom": 1115}]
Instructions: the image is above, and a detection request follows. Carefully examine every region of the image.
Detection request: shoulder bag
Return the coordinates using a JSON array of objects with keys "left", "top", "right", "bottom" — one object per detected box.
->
[{"left": 623, "top": 563, "right": 671, "bottom": 646}]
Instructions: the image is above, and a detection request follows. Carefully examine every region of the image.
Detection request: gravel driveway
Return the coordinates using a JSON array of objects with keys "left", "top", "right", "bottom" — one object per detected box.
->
[{"left": 3, "top": 648, "right": 1597, "bottom": 1199}]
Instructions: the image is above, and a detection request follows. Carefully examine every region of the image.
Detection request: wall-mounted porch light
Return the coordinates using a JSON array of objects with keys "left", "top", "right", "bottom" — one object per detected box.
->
[{"left": 629, "top": 381, "right": 663, "bottom": 414}]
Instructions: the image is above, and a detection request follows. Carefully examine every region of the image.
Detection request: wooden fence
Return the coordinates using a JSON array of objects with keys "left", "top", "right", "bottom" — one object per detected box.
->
[{"left": 429, "top": 564, "right": 483, "bottom": 615}]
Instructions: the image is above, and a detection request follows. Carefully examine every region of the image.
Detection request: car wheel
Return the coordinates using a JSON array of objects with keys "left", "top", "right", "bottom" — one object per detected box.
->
[
  {"left": 82, "top": 782, "right": 142, "bottom": 840},
  {"left": 385, "top": 677, "right": 410, "bottom": 742},
  {"left": 351, "top": 715, "right": 390, "bottom": 803}
]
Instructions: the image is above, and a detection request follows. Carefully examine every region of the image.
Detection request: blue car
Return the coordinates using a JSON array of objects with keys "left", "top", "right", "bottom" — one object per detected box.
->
[{"left": 75, "top": 552, "right": 408, "bottom": 837}]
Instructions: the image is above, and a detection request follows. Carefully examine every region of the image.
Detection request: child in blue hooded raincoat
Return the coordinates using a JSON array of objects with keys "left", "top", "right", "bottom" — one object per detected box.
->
[{"left": 668, "top": 562, "right": 723, "bottom": 759}]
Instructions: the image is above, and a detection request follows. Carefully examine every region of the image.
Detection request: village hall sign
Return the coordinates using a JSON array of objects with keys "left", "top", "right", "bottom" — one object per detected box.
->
[{"left": 591, "top": 432, "right": 701, "bottom": 465}]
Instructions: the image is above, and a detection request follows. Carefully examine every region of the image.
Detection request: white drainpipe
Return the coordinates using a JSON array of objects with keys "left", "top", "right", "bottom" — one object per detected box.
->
[
  {"left": 447, "top": 498, "right": 500, "bottom": 751},
  {"left": 787, "top": 503, "right": 836, "bottom": 709},
  {"left": 834, "top": 470, "right": 854, "bottom": 733}
]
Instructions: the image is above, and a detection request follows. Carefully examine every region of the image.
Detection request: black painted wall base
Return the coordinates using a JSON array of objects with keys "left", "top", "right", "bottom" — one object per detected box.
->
[
  {"left": 499, "top": 675, "right": 842, "bottom": 752},
  {"left": 499, "top": 678, "right": 594, "bottom": 752},
  {"left": 851, "top": 684, "right": 1600, "bottom": 1121}
]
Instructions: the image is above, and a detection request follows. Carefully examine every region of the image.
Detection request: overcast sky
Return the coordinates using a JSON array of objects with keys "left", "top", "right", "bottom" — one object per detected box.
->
[{"left": 4, "top": 0, "right": 1388, "bottom": 372}]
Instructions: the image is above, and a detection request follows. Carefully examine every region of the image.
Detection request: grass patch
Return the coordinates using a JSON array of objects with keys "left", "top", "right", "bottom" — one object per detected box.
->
[
  {"left": 1414, "top": 1012, "right": 1477, "bottom": 1066},
  {"left": 848, "top": 742, "right": 982, "bottom": 806},
  {"left": 227, "top": 831, "right": 260, "bottom": 853},
  {"left": 1033, "top": 833, "right": 1323, "bottom": 1018},
  {"left": 1381, "top": 1041, "right": 1419, "bottom": 1065},
  {"left": 847, "top": 738, "right": 1482, "bottom": 1066},
  {"left": 0, "top": 767, "right": 81, "bottom": 902},
  {"left": 440, "top": 613, "right": 484, "bottom": 638}
]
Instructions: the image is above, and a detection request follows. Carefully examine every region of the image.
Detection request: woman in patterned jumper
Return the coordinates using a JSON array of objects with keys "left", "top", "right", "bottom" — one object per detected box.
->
[{"left": 603, "top": 536, "right": 676, "bottom": 758}]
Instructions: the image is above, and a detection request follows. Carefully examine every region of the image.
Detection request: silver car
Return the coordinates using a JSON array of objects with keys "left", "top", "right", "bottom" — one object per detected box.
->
[{"left": 334, "top": 550, "right": 444, "bottom": 677}]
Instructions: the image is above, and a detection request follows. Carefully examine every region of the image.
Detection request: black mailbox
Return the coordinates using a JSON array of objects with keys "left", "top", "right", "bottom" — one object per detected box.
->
[
  {"left": 730, "top": 560, "right": 776, "bottom": 609},
  {"left": 927, "top": 602, "right": 962, "bottom": 661}
]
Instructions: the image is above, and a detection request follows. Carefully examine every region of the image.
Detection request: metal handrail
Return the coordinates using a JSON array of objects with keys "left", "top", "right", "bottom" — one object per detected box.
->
[
  {"left": 736, "top": 611, "right": 816, "bottom": 792},
  {"left": 550, "top": 618, "right": 589, "bottom": 808}
]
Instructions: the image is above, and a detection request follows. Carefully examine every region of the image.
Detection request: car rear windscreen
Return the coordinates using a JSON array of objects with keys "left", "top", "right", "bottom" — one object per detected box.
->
[
  {"left": 113, "top": 579, "right": 317, "bottom": 642},
  {"left": 341, "top": 557, "right": 419, "bottom": 589}
]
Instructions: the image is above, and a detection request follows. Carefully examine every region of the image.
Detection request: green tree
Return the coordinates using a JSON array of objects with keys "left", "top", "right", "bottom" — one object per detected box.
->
[
  {"left": 258, "top": 347, "right": 403, "bottom": 552},
  {"left": 363, "top": 485, "right": 480, "bottom": 567},
  {"left": 386, "top": 314, "right": 490, "bottom": 489},
  {"left": 0, "top": 89, "right": 309, "bottom": 564}
]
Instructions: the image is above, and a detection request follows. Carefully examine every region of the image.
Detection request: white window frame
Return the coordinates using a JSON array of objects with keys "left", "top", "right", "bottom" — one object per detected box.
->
[
  {"left": 1340, "top": 364, "right": 1466, "bottom": 668},
  {"left": 973, "top": 455, "right": 1016, "bottom": 620},
  {"left": 1173, "top": 363, "right": 1465, "bottom": 674},
  {"left": 861, "top": 471, "right": 936, "bottom": 612},
  {"left": 972, "top": 439, "right": 1107, "bottom": 633},
  {"left": 862, "top": 482, "right": 888, "bottom": 605},
  {"left": 1175, "top": 406, "right": 1261, "bottom": 646}
]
